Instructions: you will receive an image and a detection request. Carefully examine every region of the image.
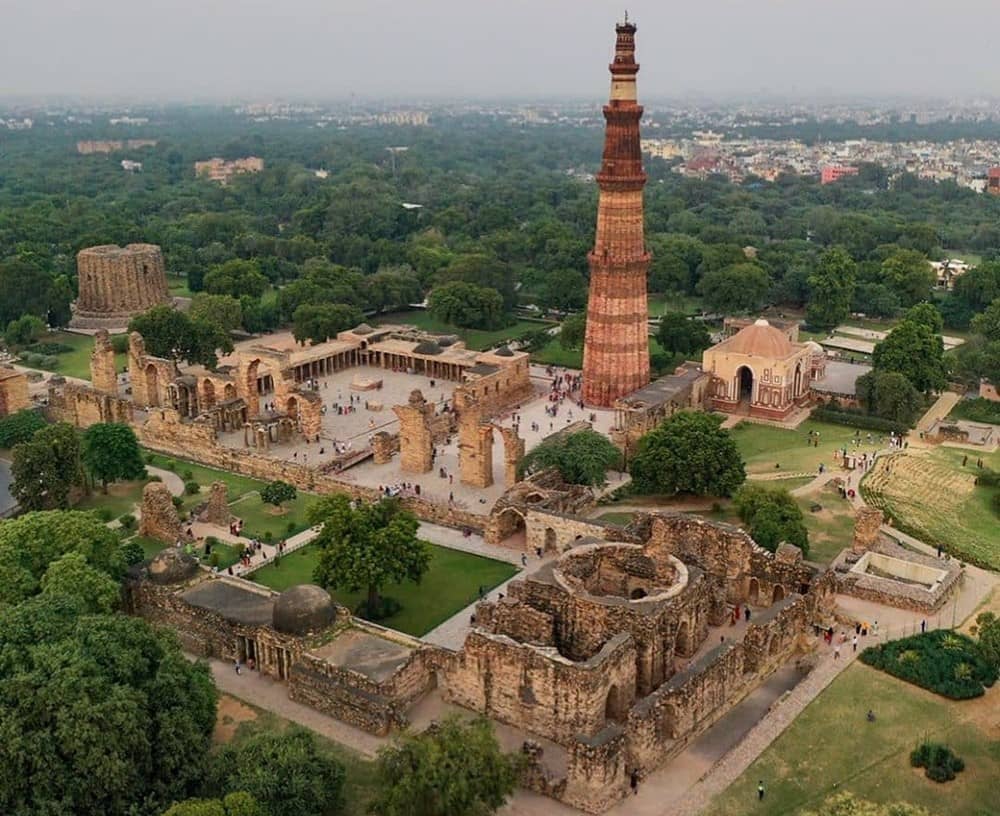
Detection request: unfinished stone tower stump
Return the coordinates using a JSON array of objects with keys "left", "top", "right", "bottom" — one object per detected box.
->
[
  {"left": 139, "top": 482, "right": 183, "bottom": 544},
  {"left": 852, "top": 506, "right": 884, "bottom": 554},
  {"left": 393, "top": 390, "right": 435, "bottom": 473},
  {"left": 90, "top": 329, "right": 118, "bottom": 395}
]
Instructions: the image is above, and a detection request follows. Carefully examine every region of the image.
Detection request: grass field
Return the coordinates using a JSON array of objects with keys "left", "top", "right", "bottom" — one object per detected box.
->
[
  {"left": 648, "top": 292, "right": 704, "bottom": 316},
  {"left": 532, "top": 338, "right": 582, "bottom": 368},
  {"left": 708, "top": 664, "right": 1000, "bottom": 816},
  {"left": 732, "top": 419, "right": 883, "bottom": 476},
  {"left": 75, "top": 478, "right": 147, "bottom": 518},
  {"left": 796, "top": 485, "right": 856, "bottom": 564},
  {"left": 862, "top": 446, "right": 1000, "bottom": 569},
  {"left": 24, "top": 331, "right": 127, "bottom": 381},
  {"left": 132, "top": 535, "right": 242, "bottom": 569},
  {"left": 145, "top": 453, "right": 267, "bottom": 502},
  {"left": 229, "top": 491, "right": 320, "bottom": 542},
  {"left": 376, "top": 310, "right": 544, "bottom": 351},
  {"left": 249, "top": 542, "right": 517, "bottom": 636}
]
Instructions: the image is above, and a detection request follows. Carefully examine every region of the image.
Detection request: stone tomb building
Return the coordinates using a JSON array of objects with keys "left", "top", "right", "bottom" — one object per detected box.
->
[
  {"left": 129, "top": 507, "right": 836, "bottom": 814},
  {"left": 70, "top": 244, "right": 170, "bottom": 329}
]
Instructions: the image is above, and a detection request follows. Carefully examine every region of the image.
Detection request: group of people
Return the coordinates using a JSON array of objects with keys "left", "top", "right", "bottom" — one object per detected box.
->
[{"left": 378, "top": 482, "right": 420, "bottom": 498}]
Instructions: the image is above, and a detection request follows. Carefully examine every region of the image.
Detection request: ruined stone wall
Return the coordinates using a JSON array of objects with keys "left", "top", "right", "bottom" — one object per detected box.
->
[
  {"left": 524, "top": 510, "right": 632, "bottom": 554},
  {"left": 455, "top": 359, "right": 534, "bottom": 418},
  {"left": 852, "top": 507, "right": 884, "bottom": 553},
  {"left": 46, "top": 383, "right": 133, "bottom": 429},
  {"left": 0, "top": 370, "right": 29, "bottom": 417},
  {"left": 441, "top": 630, "right": 636, "bottom": 747},
  {"left": 289, "top": 641, "right": 439, "bottom": 736},
  {"left": 564, "top": 729, "right": 630, "bottom": 814},
  {"left": 90, "top": 330, "right": 119, "bottom": 395},
  {"left": 127, "top": 332, "right": 176, "bottom": 409},
  {"left": 393, "top": 390, "right": 436, "bottom": 473},
  {"left": 138, "top": 482, "right": 183, "bottom": 543}
]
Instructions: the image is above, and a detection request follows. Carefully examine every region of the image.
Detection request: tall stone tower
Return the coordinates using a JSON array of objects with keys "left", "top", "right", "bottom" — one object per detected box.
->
[{"left": 581, "top": 18, "right": 651, "bottom": 407}]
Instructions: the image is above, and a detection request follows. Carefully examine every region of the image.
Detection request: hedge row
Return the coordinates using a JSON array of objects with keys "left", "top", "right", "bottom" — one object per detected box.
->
[
  {"left": 811, "top": 407, "right": 910, "bottom": 435},
  {"left": 860, "top": 630, "right": 997, "bottom": 699}
]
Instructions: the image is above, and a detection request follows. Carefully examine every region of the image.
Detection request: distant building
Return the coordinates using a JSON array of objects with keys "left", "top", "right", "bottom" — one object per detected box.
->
[
  {"left": 120, "top": 160, "right": 143, "bottom": 173},
  {"left": 820, "top": 165, "right": 860, "bottom": 185},
  {"left": 987, "top": 167, "right": 1000, "bottom": 195},
  {"left": 931, "top": 259, "right": 971, "bottom": 290},
  {"left": 77, "top": 139, "right": 157, "bottom": 155},
  {"left": 194, "top": 157, "right": 264, "bottom": 184}
]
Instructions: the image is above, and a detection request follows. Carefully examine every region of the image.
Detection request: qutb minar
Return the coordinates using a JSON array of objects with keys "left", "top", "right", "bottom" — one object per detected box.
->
[{"left": 582, "top": 17, "right": 651, "bottom": 407}]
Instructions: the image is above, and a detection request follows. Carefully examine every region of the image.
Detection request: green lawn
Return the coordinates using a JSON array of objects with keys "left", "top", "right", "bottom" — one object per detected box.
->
[
  {"left": 708, "top": 664, "right": 1000, "bottom": 816},
  {"left": 648, "top": 292, "right": 704, "bottom": 316},
  {"left": 249, "top": 542, "right": 517, "bottom": 637},
  {"left": 167, "top": 276, "right": 192, "bottom": 297},
  {"left": 23, "top": 331, "right": 127, "bottom": 381},
  {"left": 145, "top": 453, "right": 268, "bottom": 503},
  {"left": 732, "top": 419, "right": 882, "bottom": 476},
  {"left": 947, "top": 398, "right": 1000, "bottom": 425},
  {"left": 863, "top": 446, "right": 1000, "bottom": 569},
  {"left": 131, "top": 535, "right": 241, "bottom": 569},
  {"left": 595, "top": 511, "right": 637, "bottom": 526},
  {"left": 532, "top": 338, "right": 582, "bottom": 368},
  {"left": 75, "top": 478, "right": 147, "bottom": 519},
  {"left": 229, "top": 491, "right": 320, "bottom": 542},
  {"left": 376, "top": 310, "right": 545, "bottom": 351},
  {"left": 797, "top": 485, "right": 856, "bottom": 564}
]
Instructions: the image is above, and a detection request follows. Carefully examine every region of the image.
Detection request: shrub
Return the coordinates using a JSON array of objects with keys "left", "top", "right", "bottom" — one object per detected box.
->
[
  {"left": 171, "top": 496, "right": 183, "bottom": 509},
  {"left": 811, "top": 406, "right": 910, "bottom": 434},
  {"left": 975, "top": 468, "right": 1000, "bottom": 488},
  {"left": 118, "top": 513, "right": 137, "bottom": 531},
  {"left": 184, "top": 480, "right": 200, "bottom": 496},
  {"left": 910, "top": 741, "right": 965, "bottom": 782},
  {"left": 148, "top": 474, "right": 162, "bottom": 483},
  {"left": 860, "top": 630, "right": 997, "bottom": 698},
  {"left": 23, "top": 342, "right": 73, "bottom": 356},
  {"left": 165, "top": 459, "right": 177, "bottom": 471},
  {"left": 949, "top": 397, "right": 1000, "bottom": 425},
  {"left": 182, "top": 469, "right": 194, "bottom": 482},
  {"left": 263, "top": 530, "right": 273, "bottom": 543},
  {"left": 286, "top": 520, "right": 297, "bottom": 534},
  {"left": 145, "top": 453, "right": 155, "bottom": 464},
  {"left": 111, "top": 334, "right": 130, "bottom": 354},
  {"left": 209, "top": 551, "right": 221, "bottom": 568},
  {"left": 118, "top": 538, "right": 146, "bottom": 566},
  {"left": 94, "top": 507, "right": 114, "bottom": 522}
]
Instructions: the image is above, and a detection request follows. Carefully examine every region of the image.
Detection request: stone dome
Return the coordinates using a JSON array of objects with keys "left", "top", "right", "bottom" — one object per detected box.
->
[
  {"left": 494, "top": 345, "right": 514, "bottom": 357},
  {"left": 148, "top": 547, "right": 199, "bottom": 585},
  {"left": 722, "top": 319, "right": 794, "bottom": 358},
  {"left": 805, "top": 340, "right": 824, "bottom": 353},
  {"left": 272, "top": 584, "right": 336, "bottom": 635}
]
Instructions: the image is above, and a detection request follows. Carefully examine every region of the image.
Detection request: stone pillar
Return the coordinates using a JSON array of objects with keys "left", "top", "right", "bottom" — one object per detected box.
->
[
  {"left": 393, "top": 390, "right": 434, "bottom": 473},
  {"left": 563, "top": 731, "right": 630, "bottom": 814},
  {"left": 852, "top": 506, "right": 884, "bottom": 554},
  {"left": 499, "top": 426, "right": 525, "bottom": 487},
  {"left": 127, "top": 331, "right": 149, "bottom": 407},
  {"left": 90, "top": 330, "right": 118, "bottom": 395},
  {"left": 198, "top": 481, "right": 231, "bottom": 526},
  {"left": 138, "top": 482, "right": 183, "bottom": 544},
  {"left": 372, "top": 431, "right": 394, "bottom": 464}
]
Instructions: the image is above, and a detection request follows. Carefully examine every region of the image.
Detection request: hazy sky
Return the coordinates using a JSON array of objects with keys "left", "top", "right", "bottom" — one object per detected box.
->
[{"left": 3, "top": 0, "right": 999, "bottom": 101}]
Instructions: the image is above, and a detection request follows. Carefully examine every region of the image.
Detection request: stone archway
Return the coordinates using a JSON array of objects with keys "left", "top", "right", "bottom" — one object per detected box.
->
[
  {"left": 494, "top": 507, "right": 526, "bottom": 547},
  {"left": 202, "top": 379, "right": 216, "bottom": 410},
  {"left": 772, "top": 584, "right": 785, "bottom": 604},
  {"left": 285, "top": 395, "right": 299, "bottom": 421},
  {"left": 793, "top": 361, "right": 803, "bottom": 397},
  {"left": 748, "top": 577, "right": 760, "bottom": 606},
  {"left": 544, "top": 528, "right": 557, "bottom": 552},
  {"left": 737, "top": 365, "right": 754, "bottom": 404},
  {"left": 145, "top": 364, "right": 160, "bottom": 407},
  {"left": 224, "top": 383, "right": 237, "bottom": 401},
  {"left": 604, "top": 684, "right": 627, "bottom": 724}
]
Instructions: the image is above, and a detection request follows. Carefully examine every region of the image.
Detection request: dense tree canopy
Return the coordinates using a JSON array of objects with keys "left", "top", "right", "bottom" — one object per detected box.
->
[
  {"left": 519, "top": 429, "right": 621, "bottom": 486},
  {"left": 427, "top": 281, "right": 505, "bottom": 330},
  {"left": 656, "top": 312, "right": 711, "bottom": 357},
  {"left": 872, "top": 318, "right": 947, "bottom": 393},
  {"left": 10, "top": 422, "right": 84, "bottom": 511},
  {"left": 807, "top": 248, "right": 857, "bottom": 330},
  {"left": 734, "top": 484, "right": 810, "bottom": 555},
  {"left": 292, "top": 302, "right": 365, "bottom": 345},
  {"left": 260, "top": 479, "right": 296, "bottom": 509},
  {"left": 82, "top": 422, "right": 146, "bottom": 491},
  {"left": 697, "top": 263, "right": 770, "bottom": 314},
  {"left": 129, "top": 305, "right": 233, "bottom": 369},
  {"left": 855, "top": 370, "right": 923, "bottom": 426},
  {"left": 629, "top": 411, "right": 746, "bottom": 497},
  {"left": 371, "top": 715, "right": 520, "bottom": 816}
]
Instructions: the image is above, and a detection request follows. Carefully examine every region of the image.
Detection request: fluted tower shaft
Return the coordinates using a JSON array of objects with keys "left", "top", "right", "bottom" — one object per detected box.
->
[{"left": 581, "top": 20, "right": 651, "bottom": 407}]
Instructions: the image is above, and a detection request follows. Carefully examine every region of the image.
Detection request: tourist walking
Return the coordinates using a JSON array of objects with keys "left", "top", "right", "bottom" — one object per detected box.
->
[
  {"left": 834, "top": 644, "right": 841, "bottom": 660},
  {"left": 852, "top": 634, "right": 859, "bottom": 653},
  {"left": 757, "top": 780, "right": 765, "bottom": 801},
  {"left": 630, "top": 769, "right": 639, "bottom": 795},
  {"left": 234, "top": 659, "right": 241, "bottom": 675}
]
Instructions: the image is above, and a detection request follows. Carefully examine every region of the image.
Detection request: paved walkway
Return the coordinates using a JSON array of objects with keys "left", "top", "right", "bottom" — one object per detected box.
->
[{"left": 915, "top": 390, "right": 961, "bottom": 435}]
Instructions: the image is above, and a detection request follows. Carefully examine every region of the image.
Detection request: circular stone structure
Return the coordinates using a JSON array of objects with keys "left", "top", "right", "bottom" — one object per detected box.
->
[
  {"left": 147, "top": 548, "right": 199, "bottom": 585},
  {"left": 552, "top": 540, "right": 689, "bottom": 604},
  {"left": 272, "top": 584, "right": 337, "bottom": 635},
  {"left": 71, "top": 243, "right": 170, "bottom": 328}
]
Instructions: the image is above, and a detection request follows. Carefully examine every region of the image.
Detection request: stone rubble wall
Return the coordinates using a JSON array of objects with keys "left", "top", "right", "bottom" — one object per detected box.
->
[{"left": 46, "top": 383, "right": 133, "bottom": 428}]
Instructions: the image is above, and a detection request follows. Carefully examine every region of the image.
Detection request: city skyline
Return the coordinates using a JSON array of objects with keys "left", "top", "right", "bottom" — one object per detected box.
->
[{"left": 4, "top": 0, "right": 1000, "bottom": 101}]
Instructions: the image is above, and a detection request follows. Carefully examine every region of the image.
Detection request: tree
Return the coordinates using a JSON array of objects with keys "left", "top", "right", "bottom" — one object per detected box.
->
[
  {"left": 851, "top": 283, "right": 900, "bottom": 318},
  {"left": 163, "top": 793, "right": 264, "bottom": 816},
  {"left": 10, "top": 422, "right": 83, "bottom": 511},
  {"left": 310, "top": 495, "right": 430, "bottom": 618},
  {"left": 40, "top": 550, "right": 121, "bottom": 613},
  {"left": 734, "top": 484, "right": 809, "bottom": 555},
  {"left": 540, "top": 268, "right": 587, "bottom": 312},
  {"left": 371, "top": 715, "right": 520, "bottom": 816},
  {"left": 696, "top": 263, "right": 770, "bottom": 314},
  {"left": 129, "top": 305, "right": 233, "bottom": 369},
  {"left": 4, "top": 313, "right": 46, "bottom": 347},
  {"left": 260, "top": 480, "right": 296, "bottom": 512},
  {"left": 82, "top": 423, "right": 146, "bottom": 492},
  {"left": 0, "top": 409, "right": 46, "bottom": 448},
  {"left": 872, "top": 319, "right": 946, "bottom": 393},
  {"left": 880, "top": 249, "right": 934, "bottom": 307},
  {"left": 277, "top": 259, "right": 366, "bottom": 319},
  {"left": 427, "top": 281, "right": 505, "bottom": 330},
  {"left": 0, "top": 601, "right": 217, "bottom": 816},
  {"left": 974, "top": 611, "right": 1000, "bottom": 670},
  {"left": 519, "top": 429, "right": 621, "bottom": 487},
  {"left": 203, "top": 259, "right": 268, "bottom": 299},
  {"left": 0, "top": 256, "right": 68, "bottom": 327},
  {"left": 656, "top": 312, "right": 711, "bottom": 357},
  {"left": 629, "top": 411, "right": 746, "bottom": 497},
  {"left": 806, "top": 248, "right": 857, "bottom": 330},
  {"left": 0, "top": 510, "right": 123, "bottom": 606},
  {"left": 971, "top": 297, "right": 1000, "bottom": 342},
  {"left": 366, "top": 265, "right": 423, "bottom": 314},
  {"left": 209, "top": 728, "right": 344, "bottom": 816},
  {"left": 559, "top": 313, "right": 586, "bottom": 350},
  {"left": 648, "top": 250, "right": 692, "bottom": 293},
  {"left": 291, "top": 302, "right": 365, "bottom": 345},
  {"left": 436, "top": 253, "right": 517, "bottom": 311},
  {"left": 855, "top": 370, "right": 922, "bottom": 425},
  {"left": 903, "top": 301, "right": 944, "bottom": 334},
  {"left": 188, "top": 293, "right": 243, "bottom": 334}
]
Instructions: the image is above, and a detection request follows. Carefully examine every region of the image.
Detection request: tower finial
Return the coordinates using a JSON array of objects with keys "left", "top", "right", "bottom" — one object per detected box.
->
[{"left": 624, "top": 9, "right": 629, "bottom": 24}]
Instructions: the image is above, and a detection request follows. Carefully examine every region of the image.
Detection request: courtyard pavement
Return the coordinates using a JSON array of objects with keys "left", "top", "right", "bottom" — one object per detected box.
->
[{"left": 215, "top": 363, "right": 617, "bottom": 515}]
